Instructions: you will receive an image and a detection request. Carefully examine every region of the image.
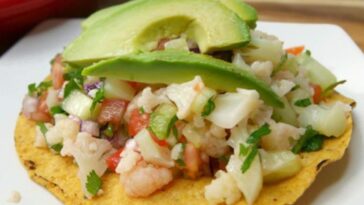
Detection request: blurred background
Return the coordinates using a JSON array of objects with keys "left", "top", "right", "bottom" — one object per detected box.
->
[{"left": 0, "top": 0, "right": 363, "bottom": 56}]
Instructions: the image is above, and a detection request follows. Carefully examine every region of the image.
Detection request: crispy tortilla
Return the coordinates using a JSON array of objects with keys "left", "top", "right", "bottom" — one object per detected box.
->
[{"left": 15, "top": 93, "right": 354, "bottom": 205}]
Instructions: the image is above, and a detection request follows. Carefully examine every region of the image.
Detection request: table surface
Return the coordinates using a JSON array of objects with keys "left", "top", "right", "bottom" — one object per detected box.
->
[{"left": 246, "top": 0, "right": 364, "bottom": 52}]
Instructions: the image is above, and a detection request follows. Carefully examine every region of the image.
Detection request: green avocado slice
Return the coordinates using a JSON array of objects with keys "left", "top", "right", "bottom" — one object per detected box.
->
[
  {"left": 219, "top": 0, "right": 258, "bottom": 28},
  {"left": 82, "top": 50, "right": 284, "bottom": 108},
  {"left": 63, "top": 0, "right": 250, "bottom": 66}
]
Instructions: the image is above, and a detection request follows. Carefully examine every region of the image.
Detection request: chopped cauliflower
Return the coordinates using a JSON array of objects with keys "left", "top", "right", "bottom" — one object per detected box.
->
[
  {"left": 116, "top": 148, "right": 142, "bottom": 174},
  {"left": 45, "top": 114, "right": 80, "bottom": 146},
  {"left": 61, "top": 132, "right": 113, "bottom": 198},
  {"left": 34, "top": 123, "right": 53, "bottom": 148},
  {"left": 166, "top": 76, "right": 204, "bottom": 119},
  {"left": 205, "top": 171, "right": 242, "bottom": 205},
  {"left": 271, "top": 79, "right": 296, "bottom": 97},
  {"left": 136, "top": 87, "right": 170, "bottom": 113},
  {"left": 250, "top": 61, "right": 273, "bottom": 84}
]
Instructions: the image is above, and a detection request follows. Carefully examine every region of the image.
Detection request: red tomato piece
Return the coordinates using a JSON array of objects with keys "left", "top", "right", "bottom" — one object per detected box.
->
[
  {"left": 285, "top": 46, "right": 305, "bottom": 56},
  {"left": 150, "top": 131, "right": 169, "bottom": 147},
  {"left": 106, "top": 148, "right": 124, "bottom": 172},
  {"left": 97, "top": 99, "right": 128, "bottom": 128},
  {"left": 128, "top": 108, "right": 150, "bottom": 137},
  {"left": 30, "top": 93, "right": 52, "bottom": 122},
  {"left": 51, "top": 55, "right": 65, "bottom": 90},
  {"left": 312, "top": 84, "right": 322, "bottom": 104}
]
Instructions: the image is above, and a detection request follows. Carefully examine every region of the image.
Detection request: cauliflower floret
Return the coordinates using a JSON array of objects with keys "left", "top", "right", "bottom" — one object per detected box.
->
[
  {"left": 45, "top": 114, "right": 80, "bottom": 146},
  {"left": 61, "top": 132, "right": 113, "bottom": 198},
  {"left": 34, "top": 123, "right": 53, "bottom": 148},
  {"left": 137, "top": 87, "right": 170, "bottom": 113},
  {"left": 250, "top": 61, "right": 273, "bottom": 84},
  {"left": 271, "top": 79, "right": 296, "bottom": 97},
  {"left": 166, "top": 76, "right": 204, "bottom": 119},
  {"left": 205, "top": 171, "right": 242, "bottom": 205}
]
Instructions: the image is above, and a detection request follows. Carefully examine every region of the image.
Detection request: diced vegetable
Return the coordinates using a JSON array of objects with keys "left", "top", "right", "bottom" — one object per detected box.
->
[
  {"left": 134, "top": 128, "right": 174, "bottom": 167},
  {"left": 285, "top": 46, "right": 304, "bottom": 56},
  {"left": 226, "top": 155, "right": 262, "bottom": 205},
  {"left": 149, "top": 103, "right": 178, "bottom": 140},
  {"left": 51, "top": 55, "right": 65, "bottom": 89},
  {"left": 182, "top": 123, "right": 203, "bottom": 148},
  {"left": 259, "top": 150, "right": 302, "bottom": 183},
  {"left": 272, "top": 97, "right": 298, "bottom": 126},
  {"left": 104, "top": 78, "right": 135, "bottom": 101},
  {"left": 207, "top": 89, "right": 260, "bottom": 129},
  {"left": 261, "top": 122, "right": 301, "bottom": 151},
  {"left": 191, "top": 87, "right": 217, "bottom": 115},
  {"left": 287, "top": 88, "right": 312, "bottom": 113},
  {"left": 128, "top": 108, "right": 150, "bottom": 136},
  {"left": 62, "top": 90, "right": 96, "bottom": 120},
  {"left": 298, "top": 103, "right": 347, "bottom": 137},
  {"left": 164, "top": 38, "right": 189, "bottom": 51},
  {"left": 106, "top": 148, "right": 123, "bottom": 172},
  {"left": 297, "top": 52, "right": 337, "bottom": 90},
  {"left": 311, "top": 84, "right": 322, "bottom": 104}
]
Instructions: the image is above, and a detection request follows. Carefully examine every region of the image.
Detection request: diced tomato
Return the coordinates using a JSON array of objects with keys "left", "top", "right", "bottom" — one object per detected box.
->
[
  {"left": 312, "top": 84, "right": 322, "bottom": 104},
  {"left": 128, "top": 108, "right": 150, "bottom": 136},
  {"left": 98, "top": 99, "right": 128, "bottom": 129},
  {"left": 285, "top": 46, "right": 305, "bottom": 56},
  {"left": 51, "top": 55, "right": 65, "bottom": 90},
  {"left": 150, "top": 131, "right": 169, "bottom": 147},
  {"left": 127, "top": 81, "right": 145, "bottom": 90},
  {"left": 106, "top": 148, "right": 124, "bottom": 172},
  {"left": 30, "top": 93, "right": 52, "bottom": 122}
]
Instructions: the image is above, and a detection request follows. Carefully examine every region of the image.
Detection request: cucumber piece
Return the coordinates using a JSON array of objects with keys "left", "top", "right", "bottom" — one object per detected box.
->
[
  {"left": 272, "top": 97, "right": 298, "bottom": 126},
  {"left": 149, "top": 103, "right": 178, "bottom": 139},
  {"left": 297, "top": 52, "right": 337, "bottom": 90},
  {"left": 104, "top": 78, "right": 135, "bottom": 101},
  {"left": 259, "top": 150, "right": 302, "bottom": 183},
  {"left": 62, "top": 90, "right": 98, "bottom": 120},
  {"left": 191, "top": 87, "right": 217, "bottom": 115}
]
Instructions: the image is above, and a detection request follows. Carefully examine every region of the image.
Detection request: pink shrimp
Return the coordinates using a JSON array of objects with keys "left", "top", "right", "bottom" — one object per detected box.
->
[
  {"left": 184, "top": 143, "right": 201, "bottom": 179},
  {"left": 120, "top": 161, "right": 173, "bottom": 197}
]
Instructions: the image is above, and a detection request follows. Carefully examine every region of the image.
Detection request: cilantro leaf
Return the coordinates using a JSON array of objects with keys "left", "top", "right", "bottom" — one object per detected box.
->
[
  {"left": 64, "top": 69, "right": 84, "bottom": 85},
  {"left": 27, "top": 81, "right": 52, "bottom": 96},
  {"left": 28, "top": 83, "right": 37, "bottom": 95},
  {"left": 50, "top": 143, "right": 63, "bottom": 153},
  {"left": 50, "top": 106, "right": 66, "bottom": 116},
  {"left": 172, "top": 126, "right": 179, "bottom": 139},
  {"left": 167, "top": 115, "right": 178, "bottom": 137},
  {"left": 38, "top": 81, "right": 53, "bottom": 92},
  {"left": 246, "top": 123, "right": 271, "bottom": 145},
  {"left": 63, "top": 79, "right": 81, "bottom": 99},
  {"left": 90, "top": 86, "right": 104, "bottom": 112},
  {"left": 86, "top": 170, "right": 102, "bottom": 196},
  {"left": 294, "top": 98, "right": 312, "bottom": 107},
  {"left": 241, "top": 145, "right": 258, "bottom": 173},
  {"left": 37, "top": 122, "right": 48, "bottom": 135},
  {"left": 202, "top": 98, "right": 215, "bottom": 117},
  {"left": 302, "top": 134, "right": 324, "bottom": 152},
  {"left": 292, "top": 126, "right": 321, "bottom": 154},
  {"left": 239, "top": 143, "right": 249, "bottom": 156}
]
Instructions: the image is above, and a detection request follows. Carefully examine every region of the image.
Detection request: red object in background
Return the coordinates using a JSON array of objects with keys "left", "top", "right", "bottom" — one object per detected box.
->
[{"left": 0, "top": 0, "right": 97, "bottom": 54}]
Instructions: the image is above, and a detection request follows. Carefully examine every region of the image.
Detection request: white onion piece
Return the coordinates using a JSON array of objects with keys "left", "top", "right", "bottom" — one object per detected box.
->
[
  {"left": 81, "top": 120, "right": 100, "bottom": 136},
  {"left": 22, "top": 95, "right": 39, "bottom": 118}
]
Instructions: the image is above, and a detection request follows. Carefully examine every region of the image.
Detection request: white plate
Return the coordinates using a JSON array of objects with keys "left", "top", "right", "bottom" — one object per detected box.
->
[{"left": 0, "top": 19, "right": 363, "bottom": 205}]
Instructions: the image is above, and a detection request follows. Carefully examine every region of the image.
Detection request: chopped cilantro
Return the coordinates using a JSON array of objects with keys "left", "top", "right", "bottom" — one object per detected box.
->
[
  {"left": 172, "top": 126, "right": 179, "bottom": 139},
  {"left": 176, "top": 159, "right": 185, "bottom": 167},
  {"left": 86, "top": 170, "right": 102, "bottom": 196},
  {"left": 294, "top": 98, "right": 312, "bottom": 107},
  {"left": 103, "top": 124, "right": 114, "bottom": 138},
  {"left": 241, "top": 145, "right": 258, "bottom": 173},
  {"left": 38, "top": 81, "right": 52, "bottom": 92},
  {"left": 27, "top": 81, "right": 52, "bottom": 96},
  {"left": 90, "top": 86, "right": 104, "bottom": 112},
  {"left": 302, "top": 134, "right": 324, "bottom": 152},
  {"left": 239, "top": 143, "right": 249, "bottom": 156},
  {"left": 50, "top": 106, "right": 66, "bottom": 116},
  {"left": 167, "top": 115, "right": 178, "bottom": 137},
  {"left": 28, "top": 83, "right": 37, "bottom": 95},
  {"left": 64, "top": 69, "right": 84, "bottom": 85},
  {"left": 292, "top": 126, "right": 325, "bottom": 154},
  {"left": 50, "top": 143, "right": 63, "bottom": 153},
  {"left": 37, "top": 122, "right": 48, "bottom": 135},
  {"left": 202, "top": 98, "right": 215, "bottom": 117},
  {"left": 63, "top": 79, "right": 81, "bottom": 99},
  {"left": 139, "top": 107, "right": 145, "bottom": 114},
  {"left": 246, "top": 123, "right": 271, "bottom": 145}
]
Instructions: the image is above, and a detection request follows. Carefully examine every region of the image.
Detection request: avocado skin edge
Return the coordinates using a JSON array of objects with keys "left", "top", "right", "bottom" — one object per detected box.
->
[{"left": 82, "top": 51, "right": 284, "bottom": 108}]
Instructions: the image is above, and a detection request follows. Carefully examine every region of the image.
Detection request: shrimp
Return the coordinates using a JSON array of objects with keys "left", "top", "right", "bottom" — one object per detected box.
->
[
  {"left": 184, "top": 143, "right": 201, "bottom": 178},
  {"left": 120, "top": 161, "right": 173, "bottom": 197}
]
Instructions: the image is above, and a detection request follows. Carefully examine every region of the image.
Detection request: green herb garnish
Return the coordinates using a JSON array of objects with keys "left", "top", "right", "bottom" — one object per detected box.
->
[
  {"left": 239, "top": 143, "right": 249, "bottom": 156},
  {"left": 50, "top": 143, "right": 63, "bottom": 153},
  {"left": 246, "top": 123, "right": 271, "bottom": 144},
  {"left": 201, "top": 98, "right": 215, "bottom": 117},
  {"left": 294, "top": 98, "right": 312, "bottom": 107},
  {"left": 50, "top": 106, "right": 66, "bottom": 116},
  {"left": 292, "top": 126, "right": 325, "bottom": 154},
  {"left": 86, "top": 170, "right": 102, "bottom": 196},
  {"left": 172, "top": 126, "right": 179, "bottom": 139},
  {"left": 64, "top": 69, "right": 84, "bottom": 85},
  {"left": 63, "top": 79, "right": 81, "bottom": 99},
  {"left": 90, "top": 86, "right": 104, "bottom": 112},
  {"left": 37, "top": 122, "right": 48, "bottom": 135},
  {"left": 302, "top": 134, "right": 324, "bottom": 152},
  {"left": 27, "top": 81, "right": 52, "bottom": 96},
  {"left": 103, "top": 124, "right": 114, "bottom": 138},
  {"left": 167, "top": 115, "right": 178, "bottom": 137},
  {"left": 139, "top": 107, "right": 145, "bottom": 114},
  {"left": 241, "top": 145, "right": 258, "bottom": 173},
  {"left": 176, "top": 158, "right": 185, "bottom": 167}
]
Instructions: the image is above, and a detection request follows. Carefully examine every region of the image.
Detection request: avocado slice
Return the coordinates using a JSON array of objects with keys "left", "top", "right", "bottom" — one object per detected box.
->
[
  {"left": 63, "top": 0, "right": 250, "bottom": 66},
  {"left": 219, "top": 0, "right": 258, "bottom": 28},
  {"left": 82, "top": 50, "right": 283, "bottom": 108},
  {"left": 81, "top": 0, "right": 146, "bottom": 30}
]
